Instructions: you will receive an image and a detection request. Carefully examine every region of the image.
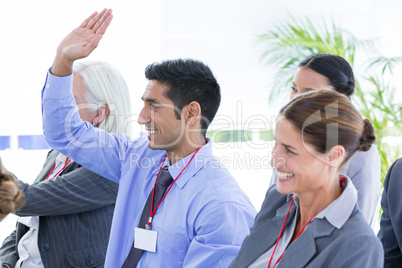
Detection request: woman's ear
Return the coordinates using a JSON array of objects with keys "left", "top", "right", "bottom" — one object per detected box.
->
[
  {"left": 93, "top": 104, "right": 110, "bottom": 126},
  {"left": 327, "top": 145, "right": 345, "bottom": 168}
]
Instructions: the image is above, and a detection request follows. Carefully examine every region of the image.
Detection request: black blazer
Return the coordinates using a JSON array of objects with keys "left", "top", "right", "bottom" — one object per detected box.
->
[{"left": 378, "top": 157, "right": 402, "bottom": 267}]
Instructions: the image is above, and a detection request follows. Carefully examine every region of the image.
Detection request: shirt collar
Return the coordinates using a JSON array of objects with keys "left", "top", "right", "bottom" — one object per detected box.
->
[
  {"left": 289, "top": 176, "right": 357, "bottom": 229},
  {"left": 314, "top": 176, "right": 357, "bottom": 229},
  {"left": 55, "top": 152, "right": 74, "bottom": 166},
  {"left": 165, "top": 139, "right": 213, "bottom": 189},
  {"left": 55, "top": 152, "right": 68, "bottom": 165}
]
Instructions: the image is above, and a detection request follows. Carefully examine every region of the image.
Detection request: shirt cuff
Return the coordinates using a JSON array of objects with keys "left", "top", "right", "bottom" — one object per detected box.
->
[{"left": 43, "top": 69, "right": 73, "bottom": 100}]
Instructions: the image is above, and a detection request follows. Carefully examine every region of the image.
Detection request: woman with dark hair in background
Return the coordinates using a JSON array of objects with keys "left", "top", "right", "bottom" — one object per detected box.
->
[
  {"left": 230, "top": 90, "right": 383, "bottom": 267},
  {"left": 271, "top": 53, "right": 381, "bottom": 226}
]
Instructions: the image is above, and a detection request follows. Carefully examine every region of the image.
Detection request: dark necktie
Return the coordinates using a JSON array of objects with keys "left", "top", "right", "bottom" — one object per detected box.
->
[{"left": 122, "top": 166, "right": 173, "bottom": 267}]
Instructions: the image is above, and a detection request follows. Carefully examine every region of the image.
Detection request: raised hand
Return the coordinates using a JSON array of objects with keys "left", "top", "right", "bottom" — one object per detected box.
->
[{"left": 51, "top": 9, "right": 113, "bottom": 76}]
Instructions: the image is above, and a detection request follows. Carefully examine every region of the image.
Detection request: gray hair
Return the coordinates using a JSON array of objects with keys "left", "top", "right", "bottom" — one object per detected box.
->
[{"left": 73, "top": 60, "right": 134, "bottom": 137}]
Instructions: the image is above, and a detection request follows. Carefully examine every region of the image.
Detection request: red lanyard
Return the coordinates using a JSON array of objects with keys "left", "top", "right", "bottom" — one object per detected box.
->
[
  {"left": 45, "top": 158, "right": 72, "bottom": 180},
  {"left": 146, "top": 146, "right": 202, "bottom": 229},
  {"left": 268, "top": 176, "right": 345, "bottom": 268},
  {"left": 268, "top": 197, "right": 316, "bottom": 268}
]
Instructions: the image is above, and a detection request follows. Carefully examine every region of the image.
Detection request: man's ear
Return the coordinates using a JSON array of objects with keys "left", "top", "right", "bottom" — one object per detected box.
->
[
  {"left": 184, "top": 101, "right": 202, "bottom": 126},
  {"left": 93, "top": 104, "right": 110, "bottom": 126},
  {"left": 327, "top": 145, "right": 345, "bottom": 168}
]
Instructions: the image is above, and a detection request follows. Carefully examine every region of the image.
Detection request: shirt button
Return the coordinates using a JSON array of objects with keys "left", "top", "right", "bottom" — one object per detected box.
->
[
  {"left": 46, "top": 84, "right": 50, "bottom": 88},
  {"left": 85, "top": 257, "right": 94, "bottom": 266},
  {"left": 40, "top": 243, "right": 50, "bottom": 252}
]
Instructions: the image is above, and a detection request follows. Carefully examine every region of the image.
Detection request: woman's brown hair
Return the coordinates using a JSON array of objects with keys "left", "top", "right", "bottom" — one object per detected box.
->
[{"left": 280, "top": 90, "right": 375, "bottom": 164}]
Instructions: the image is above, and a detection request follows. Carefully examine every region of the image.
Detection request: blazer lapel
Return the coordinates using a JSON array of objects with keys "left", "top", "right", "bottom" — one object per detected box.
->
[
  {"left": 278, "top": 218, "right": 336, "bottom": 267},
  {"left": 245, "top": 200, "right": 298, "bottom": 266},
  {"left": 59, "top": 161, "right": 80, "bottom": 176},
  {"left": 35, "top": 150, "right": 59, "bottom": 182},
  {"left": 36, "top": 150, "right": 79, "bottom": 182}
]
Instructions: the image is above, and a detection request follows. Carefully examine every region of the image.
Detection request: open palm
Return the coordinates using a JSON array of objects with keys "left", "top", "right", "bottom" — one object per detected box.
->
[{"left": 56, "top": 9, "right": 113, "bottom": 62}]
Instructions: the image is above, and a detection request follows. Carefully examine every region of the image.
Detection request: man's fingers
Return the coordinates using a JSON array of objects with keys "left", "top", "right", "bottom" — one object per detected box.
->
[
  {"left": 86, "top": 8, "right": 108, "bottom": 30},
  {"left": 79, "top": 11, "right": 98, "bottom": 28},
  {"left": 95, "top": 13, "right": 113, "bottom": 35},
  {"left": 93, "top": 9, "right": 113, "bottom": 33}
]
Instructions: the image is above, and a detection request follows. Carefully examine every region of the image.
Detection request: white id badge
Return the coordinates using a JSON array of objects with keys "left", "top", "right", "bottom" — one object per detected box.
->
[{"left": 134, "top": 227, "right": 157, "bottom": 252}]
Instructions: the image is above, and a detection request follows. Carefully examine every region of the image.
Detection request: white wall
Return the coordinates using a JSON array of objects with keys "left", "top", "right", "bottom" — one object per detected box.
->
[{"left": 1, "top": 0, "right": 402, "bottom": 134}]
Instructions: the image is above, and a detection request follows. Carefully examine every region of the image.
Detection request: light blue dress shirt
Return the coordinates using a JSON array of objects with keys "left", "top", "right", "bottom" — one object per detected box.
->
[{"left": 41, "top": 71, "right": 257, "bottom": 267}]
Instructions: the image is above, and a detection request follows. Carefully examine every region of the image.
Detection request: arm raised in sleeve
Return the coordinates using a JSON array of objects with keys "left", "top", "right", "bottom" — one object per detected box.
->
[{"left": 42, "top": 9, "right": 139, "bottom": 182}]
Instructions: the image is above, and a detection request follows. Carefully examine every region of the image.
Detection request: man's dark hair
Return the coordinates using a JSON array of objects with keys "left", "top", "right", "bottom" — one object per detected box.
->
[{"left": 145, "top": 58, "right": 221, "bottom": 135}]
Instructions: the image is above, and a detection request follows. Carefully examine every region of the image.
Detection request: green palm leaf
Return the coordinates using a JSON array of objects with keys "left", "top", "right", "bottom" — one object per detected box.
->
[{"left": 258, "top": 15, "right": 402, "bottom": 192}]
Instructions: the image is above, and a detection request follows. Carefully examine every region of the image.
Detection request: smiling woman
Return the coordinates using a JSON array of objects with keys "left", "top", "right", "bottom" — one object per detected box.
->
[
  {"left": 230, "top": 90, "right": 383, "bottom": 268},
  {"left": 275, "top": 90, "right": 373, "bottom": 195},
  {"left": 271, "top": 53, "right": 381, "bottom": 226}
]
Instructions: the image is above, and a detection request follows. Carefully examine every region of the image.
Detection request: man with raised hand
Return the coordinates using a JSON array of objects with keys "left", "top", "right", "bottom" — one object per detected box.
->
[{"left": 42, "top": 9, "right": 256, "bottom": 267}]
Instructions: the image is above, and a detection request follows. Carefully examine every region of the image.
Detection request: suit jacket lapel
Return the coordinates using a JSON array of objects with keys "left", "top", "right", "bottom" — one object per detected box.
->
[
  {"left": 59, "top": 161, "right": 80, "bottom": 176},
  {"left": 35, "top": 150, "right": 79, "bottom": 182},
  {"left": 35, "top": 150, "right": 59, "bottom": 183},
  {"left": 244, "top": 200, "right": 298, "bottom": 266},
  {"left": 278, "top": 218, "right": 336, "bottom": 267}
]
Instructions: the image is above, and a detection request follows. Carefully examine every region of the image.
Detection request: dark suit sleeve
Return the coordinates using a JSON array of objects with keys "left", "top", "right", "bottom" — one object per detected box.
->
[
  {"left": 14, "top": 166, "right": 118, "bottom": 217},
  {"left": 0, "top": 229, "right": 18, "bottom": 267},
  {"left": 378, "top": 158, "right": 402, "bottom": 267}
]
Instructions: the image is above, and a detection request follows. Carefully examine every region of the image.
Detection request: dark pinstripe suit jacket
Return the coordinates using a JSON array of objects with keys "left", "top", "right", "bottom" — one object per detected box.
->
[{"left": 0, "top": 150, "right": 118, "bottom": 267}]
